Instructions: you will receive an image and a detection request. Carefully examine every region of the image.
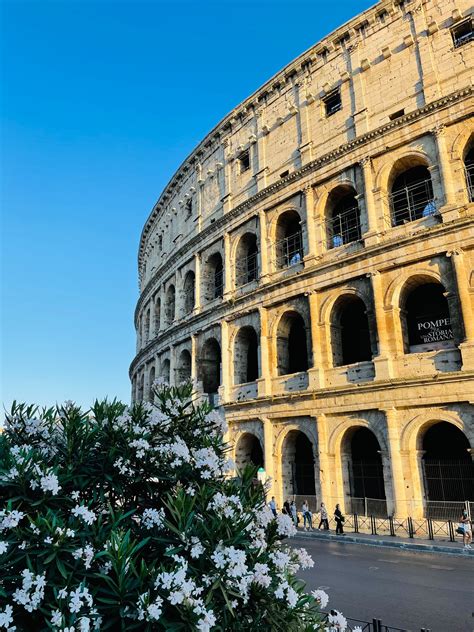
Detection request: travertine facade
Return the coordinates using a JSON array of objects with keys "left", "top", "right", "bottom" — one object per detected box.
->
[{"left": 131, "top": 0, "right": 474, "bottom": 518}]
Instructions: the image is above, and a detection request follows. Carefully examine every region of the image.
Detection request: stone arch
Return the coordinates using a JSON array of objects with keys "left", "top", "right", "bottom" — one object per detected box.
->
[
  {"left": 234, "top": 432, "right": 264, "bottom": 471},
  {"left": 273, "top": 209, "right": 304, "bottom": 268},
  {"left": 324, "top": 183, "right": 361, "bottom": 248},
  {"left": 235, "top": 232, "right": 259, "bottom": 286},
  {"left": 200, "top": 337, "right": 221, "bottom": 394},
  {"left": 233, "top": 326, "right": 260, "bottom": 384},
  {"left": 203, "top": 252, "right": 224, "bottom": 301},
  {"left": 398, "top": 275, "right": 455, "bottom": 353},
  {"left": 375, "top": 148, "right": 433, "bottom": 195},
  {"left": 276, "top": 423, "right": 318, "bottom": 502},
  {"left": 400, "top": 410, "right": 471, "bottom": 455},
  {"left": 160, "top": 358, "right": 170, "bottom": 383},
  {"left": 275, "top": 310, "right": 310, "bottom": 375},
  {"left": 176, "top": 349, "right": 192, "bottom": 383},
  {"left": 165, "top": 285, "right": 176, "bottom": 325},
  {"left": 329, "top": 293, "right": 374, "bottom": 366},
  {"left": 183, "top": 271, "right": 196, "bottom": 315},
  {"left": 383, "top": 268, "right": 443, "bottom": 311},
  {"left": 147, "top": 366, "right": 155, "bottom": 401}
]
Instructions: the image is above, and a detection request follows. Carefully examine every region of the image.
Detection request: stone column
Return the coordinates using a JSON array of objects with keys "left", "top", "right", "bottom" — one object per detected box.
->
[
  {"left": 255, "top": 111, "right": 268, "bottom": 191},
  {"left": 169, "top": 347, "right": 176, "bottom": 387},
  {"left": 196, "top": 163, "right": 204, "bottom": 232},
  {"left": 258, "top": 306, "right": 272, "bottom": 397},
  {"left": 369, "top": 271, "right": 393, "bottom": 379},
  {"left": 448, "top": 249, "right": 474, "bottom": 369},
  {"left": 194, "top": 253, "right": 202, "bottom": 313},
  {"left": 220, "top": 320, "right": 230, "bottom": 402},
  {"left": 384, "top": 408, "right": 408, "bottom": 518},
  {"left": 308, "top": 292, "right": 326, "bottom": 388},
  {"left": 433, "top": 124, "right": 458, "bottom": 213},
  {"left": 316, "top": 414, "right": 332, "bottom": 505},
  {"left": 360, "top": 157, "right": 380, "bottom": 245},
  {"left": 221, "top": 138, "right": 233, "bottom": 214},
  {"left": 303, "top": 185, "right": 318, "bottom": 260},
  {"left": 259, "top": 208, "right": 270, "bottom": 279},
  {"left": 191, "top": 334, "right": 199, "bottom": 383},
  {"left": 223, "top": 233, "right": 233, "bottom": 297},
  {"left": 262, "top": 417, "right": 276, "bottom": 499}
]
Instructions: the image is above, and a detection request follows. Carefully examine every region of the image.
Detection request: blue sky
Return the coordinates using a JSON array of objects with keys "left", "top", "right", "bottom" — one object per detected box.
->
[{"left": 1, "top": 0, "right": 373, "bottom": 409}]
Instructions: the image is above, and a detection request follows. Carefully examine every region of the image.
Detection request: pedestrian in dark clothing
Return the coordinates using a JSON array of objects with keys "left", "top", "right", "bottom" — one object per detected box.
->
[
  {"left": 283, "top": 499, "right": 291, "bottom": 516},
  {"left": 334, "top": 503, "right": 345, "bottom": 535}
]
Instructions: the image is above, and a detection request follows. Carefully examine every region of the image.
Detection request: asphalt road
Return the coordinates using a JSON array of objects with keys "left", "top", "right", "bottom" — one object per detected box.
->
[{"left": 292, "top": 539, "right": 473, "bottom": 632}]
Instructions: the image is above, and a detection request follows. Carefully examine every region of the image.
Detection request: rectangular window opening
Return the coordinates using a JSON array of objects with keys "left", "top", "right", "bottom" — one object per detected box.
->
[
  {"left": 280, "top": 170, "right": 289, "bottom": 179},
  {"left": 451, "top": 18, "right": 473, "bottom": 48},
  {"left": 238, "top": 149, "right": 250, "bottom": 173},
  {"left": 389, "top": 109, "right": 405, "bottom": 120},
  {"left": 377, "top": 9, "right": 388, "bottom": 23},
  {"left": 323, "top": 89, "right": 342, "bottom": 117}
]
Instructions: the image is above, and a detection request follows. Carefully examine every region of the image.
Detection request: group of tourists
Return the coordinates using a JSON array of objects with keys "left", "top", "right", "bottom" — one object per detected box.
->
[{"left": 268, "top": 497, "right": 345, "bottom": 533}]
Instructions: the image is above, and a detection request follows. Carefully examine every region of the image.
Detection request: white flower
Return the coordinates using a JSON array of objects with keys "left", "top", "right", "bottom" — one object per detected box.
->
[
  {"left": 312, "top": 589, "right": 329, "bottom": 609},
  {"left": 68, "top": 584, "right": 93, "bottom": 614},
  {"left": 73, "top": 544, "right": 95, "bottom": 569},
  {"left": 71, "top": 505, "right": 97, "bottom": 526},
  {"left": 276, "top": 513, "right": 296, "bottom": 537},
  {"left": 209, "top": 492, "right": 242, "bottom": 518},
  {"left": 0, "top": 541, "right": 8, "bottom": 555},
  {"left": 327, "top": 610, "right": 348, "bottom": 630},
  {"left": 51, "top": 609, "right": 62, "bottom": 626},
  {"left": 0, "top": 509, "right": 25, "bottom": 531},
  {"left": 189, "top": 537, "right": 204, "bottom": 559},
  {"left": 294, "top": 547, "right": 314, "bottom": 569},
  {"left": 193, "top": 447, "right": 221, "bottom": 479},
  {"left": 0, "top": 604, "right": 14, "bottom": 630},
  {"left": 196, "top": 609, "right": 216, "bottom": 632},
  {"left": 40, "top": 472, "right": 61, "bottom": 495},
  {"left": 141, "top": 508, "right": 165, "bottom": 530},
  {"left": 12, "top": 569, "right": 46, "bottom": 612},
  {"left": 71, "top": 490, "right": 80, "bottom": 501}
]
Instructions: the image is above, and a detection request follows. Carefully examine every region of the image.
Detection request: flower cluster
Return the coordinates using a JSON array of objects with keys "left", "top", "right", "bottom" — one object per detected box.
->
[{"left": 0, "top": 382, "right": 338, "bottom": 630}]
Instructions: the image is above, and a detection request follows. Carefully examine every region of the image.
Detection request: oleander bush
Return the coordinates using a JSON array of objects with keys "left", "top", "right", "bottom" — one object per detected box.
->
[{"left": 0, "top": 382, "right": 345, "bottom": 632}]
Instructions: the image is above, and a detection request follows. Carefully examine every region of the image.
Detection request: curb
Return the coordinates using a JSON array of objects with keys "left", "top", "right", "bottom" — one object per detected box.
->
[{"left": 294, "top": 530, "right": 474, "bottom": 557}]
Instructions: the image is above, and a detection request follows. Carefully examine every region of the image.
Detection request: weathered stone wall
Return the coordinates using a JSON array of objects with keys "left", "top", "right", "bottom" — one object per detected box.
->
[{"left": 131, "top": 0, "right": 474, "bottom": 517}]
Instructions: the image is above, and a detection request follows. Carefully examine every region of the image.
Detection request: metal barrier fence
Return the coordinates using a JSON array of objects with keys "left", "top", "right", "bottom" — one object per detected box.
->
[
  {"left": 289, "top": 496, "right": 472, "bottom": 542},
  {"left": 321, "top": 611, "right": 431, "bottom": 632}
]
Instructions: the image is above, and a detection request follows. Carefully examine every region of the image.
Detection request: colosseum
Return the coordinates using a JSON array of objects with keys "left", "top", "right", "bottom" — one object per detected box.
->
[{"left": 131, "top": 0, "right": 474, "bottom": 520}]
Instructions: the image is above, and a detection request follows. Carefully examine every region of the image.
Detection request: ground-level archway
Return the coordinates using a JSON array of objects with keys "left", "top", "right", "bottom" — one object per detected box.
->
[
  {"left": 234, "top": 433, "right": 264, "bottom": 472},
  {"left": 342, "top": 427, "right": 386, "bottom": 516},
  {"left": 281, "top": 430, "right": 316, "bottom": 502},
  {"left": 421, "top": 422, "right": 474, "bottom": 518}
]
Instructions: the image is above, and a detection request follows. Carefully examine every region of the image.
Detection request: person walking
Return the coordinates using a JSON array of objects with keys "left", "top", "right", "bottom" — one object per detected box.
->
[
  {"left": 290, "top": 500, "right": 298, "bottom": 526},
  {"left": 283, "top": 499, "right": 291, "bottom": 516},
  {"left": 334, "top": 503, "right": 345, "bottom": 535},
  {"left": 302, "top": 500, "right": 312, "bottom": 530},
  {"left": 318, "top": 502, "right": 329, "bottom": 530},
  {"left": 460, "top": 508, "right": 472, "bottom": 549},
  {"left": 269, "top": 496, "right": 277, "bottom": 517}
]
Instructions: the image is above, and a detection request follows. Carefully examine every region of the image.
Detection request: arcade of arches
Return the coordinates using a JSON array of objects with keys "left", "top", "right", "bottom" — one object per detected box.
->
[{"left": 229, "top": 416, "right": 474, "bottom": 519}]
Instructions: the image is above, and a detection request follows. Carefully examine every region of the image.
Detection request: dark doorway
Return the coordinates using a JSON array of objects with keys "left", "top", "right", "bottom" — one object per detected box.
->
[
  {"left": 277, "top": 312, "right": 309, "bottom": 375},
  {"left": 404, "top": 282, "right": 453, "bottom": 351},
  {"left": 234, "top": 327, "right": 259, "bottom": 384},
  {"left": 334, "top": 297, "right": 372, "bottom": 366},
  {"left": 350, "top": 428, "right": 386, "bottom": 500},
  {"left": 201, "top": 339, "right": 221, "bottom": 394},
  {"left": 235, "top": 433, "right": 264, "bottom": 471},
  {"left": 292, "top": 433, "right": 316, "bottom": 496}
]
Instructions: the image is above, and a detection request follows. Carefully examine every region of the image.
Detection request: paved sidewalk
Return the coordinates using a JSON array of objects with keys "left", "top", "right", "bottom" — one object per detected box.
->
[{"left": 294, "top": 528, "right": 474, "bottom": 557}]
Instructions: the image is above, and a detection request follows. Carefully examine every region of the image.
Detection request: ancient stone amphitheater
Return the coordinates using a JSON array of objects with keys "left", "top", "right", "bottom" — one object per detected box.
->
[{"left": 131, "top": 0, "right": 474, "bottom": 519}]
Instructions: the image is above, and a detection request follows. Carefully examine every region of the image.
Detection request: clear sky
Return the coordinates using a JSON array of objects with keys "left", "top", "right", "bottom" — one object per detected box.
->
[{"left": 1, "top": 0, "right": 373, "bottom": 410}]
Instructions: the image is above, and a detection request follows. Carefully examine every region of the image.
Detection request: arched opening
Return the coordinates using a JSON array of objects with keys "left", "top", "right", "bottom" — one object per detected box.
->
[
  {"left": 236, "top": 233, "right": 259, "bottom": 286},
  {"left": 326, "top": 186, "right": 361, "bottom": 248},
  {"left": 464, "top": 143, "right": 474, "bottom": 202},
  {"left": 275, "top": 210, "right": 303, "bottom": 268},
  {"left": 235, "top": 433, "right": 264, "bottom": 471},
  {"left": 401, "top": 281, "right": 453, "bottom": 353},
  {"left": 331, "top": 296, "right": 372, "bottom": 366},
  {"left": 137, "top": 373, "right": 144, "bottom": 402},
  {"left": 200, "top": 338, "right": 221, "bottom": 394},
  {"left": 206, "top": 252, "right": 223, "bottom": 300},
  {"left": 161, "top": 359, "right": 170, "bottom": 383},
  {"left": 390, "top": 164, "right": 435, "bottom": 225},
  {"left": 144, "top": 309, "right": 150, "bottom": 343},
  {"left": 148, "top": 366, "right": 155, "bottom": 401},
  {"left": 282, "top": 430, "right": 316, "bottom": 500},
  {"left": 165, "top": 285, "right": 176, "bottom": 325},
  {"left": 277, "top": 312, "right": 309, "bottom": 375},
  {"left": 343, "top": 427, "right": 386, "bottom": 516},
  {"left": 154, "top": 297, "right": 161, "bottom": 333},
  {"left": 176, "top": 349, "right": 192, "bottom": 383},
  {"left": 183, "top": 272, "right": 196, "bottom": 315},
  {"left": 234, "top": 326, "right": 259, "bottom": 384},
  {"left": 422, "top": 422, "right": 474, "bottom": 517}
]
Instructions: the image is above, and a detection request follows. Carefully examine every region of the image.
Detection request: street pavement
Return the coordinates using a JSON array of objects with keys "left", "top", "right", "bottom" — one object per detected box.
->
[{"left": 292, "top": 538, "right": 473, "bottom": 632}]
